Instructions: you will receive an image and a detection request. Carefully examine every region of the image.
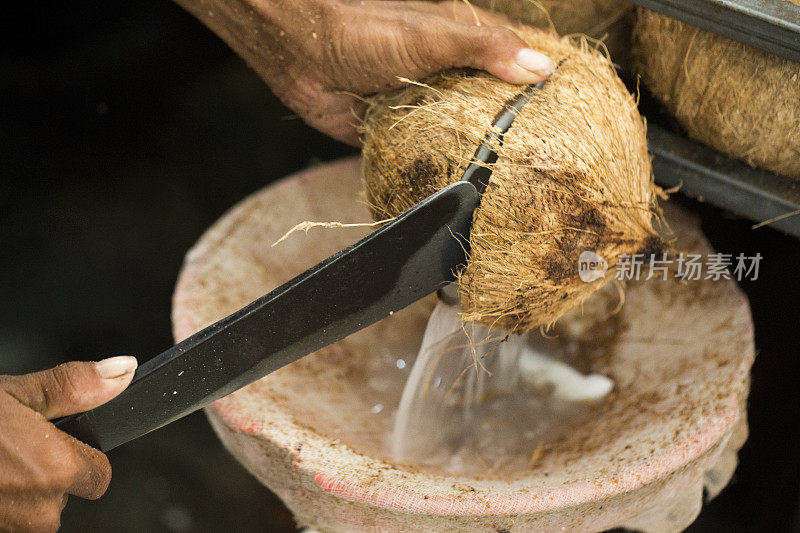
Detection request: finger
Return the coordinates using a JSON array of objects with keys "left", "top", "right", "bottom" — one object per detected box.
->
[
  {"left": 0, "top": 494, "right": 64, "bottom": 533},
  {"left": 467, "top": 26, "right": 556, "bottom": 83},
  {"left": 65, "top": 437, "right": 112, "bottom": 500},
  {"left": 1, "top": 357, "right": 138, "bottom": 419},
  {"left": 396, "top": 10, "right": 555, "bottom": 84}
]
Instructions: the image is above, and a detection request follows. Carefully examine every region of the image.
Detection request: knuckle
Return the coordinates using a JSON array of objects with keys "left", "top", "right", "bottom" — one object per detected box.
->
[
  {"left": 25, "top": 455, "right": 70, "bottom": 493},
  {"left": 483, "top": 27, "right": 519, "bottom": 50},
  {"left": 320, "top": 10, "right": 381, "bottom": 80},
  {"left": 464, "top": 27, "right": 523, "bottom": 69},
  {"left": 40, "top": 449, "right": 82, "bottom": 490},
  {"left": 318, "top": 23, "right": 345, "bottom": 74},
  {"left": 28, "top": 467, "right": 54, "bottom": 491},
  {"left": 400, "top": 23, "right": 445, "bottom": 72},
  {"left": 46, "top": 467, "right": 78, "bottom": 493},
  {"left": 8, "top": 498, "right": 64, "bottom": 533},
  {"left": 312, "top": 1, "right": 345, "bottom": 65},
  {"left": 46, "top": 363, "right": 84, "bottom": 407}
]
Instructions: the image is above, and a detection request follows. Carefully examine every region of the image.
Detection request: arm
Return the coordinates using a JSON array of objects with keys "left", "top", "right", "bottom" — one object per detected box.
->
[{"left": 173, "top": 0, "right": 555, "bottom": 145}]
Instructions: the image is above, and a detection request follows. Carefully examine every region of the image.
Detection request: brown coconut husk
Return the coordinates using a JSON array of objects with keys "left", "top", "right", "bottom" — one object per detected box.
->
[
  {"left": 469, "top": 0, "right": 634, "bottom": 63},
  {"left": 634, "top": 8, "right": 800, "bottom": 180},
  {"left": 361, "top": 28, "right": 660, "bottom": 333},
  {"left": 468, "top": 0, "right": 630, "bottom": 36}
]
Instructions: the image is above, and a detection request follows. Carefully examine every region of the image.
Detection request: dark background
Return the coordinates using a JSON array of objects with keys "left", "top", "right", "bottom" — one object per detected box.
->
[{"left": 1, "top": 1, "right": 798, "bottom": 531}]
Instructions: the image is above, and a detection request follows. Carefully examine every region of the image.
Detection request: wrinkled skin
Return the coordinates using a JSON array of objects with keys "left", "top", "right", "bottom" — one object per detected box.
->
[
  {"left": 0, "top": 359, "right": 135, "bottom": 532},
  {"left": 174, "top": 0, "right": 555, "bottom": 145}
]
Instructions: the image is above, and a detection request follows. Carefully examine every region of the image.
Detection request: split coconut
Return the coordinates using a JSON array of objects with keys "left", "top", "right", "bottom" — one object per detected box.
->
[
  {"left": 634, "top": 8, "right": 800, "bottom": 179},
  {"left": 361, "top": 27, "right": 660, "bottom": 333},
  {"left": 173, "top": 158, "right": 755, "bottom": 533}
]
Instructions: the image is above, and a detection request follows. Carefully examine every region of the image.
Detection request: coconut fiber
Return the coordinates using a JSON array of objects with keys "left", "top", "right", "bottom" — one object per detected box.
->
[
  {"left": 634, "top": 8, "right": 800, "bottom": 179},
  {"left": 468, "top": 0, "right": 635, "bottom": 65},
  {"left": 361, "top": 28, "right": 661, "bottom": 333},
  {"left": 469, "top": 0, "right": 631, "bottom": 37}
]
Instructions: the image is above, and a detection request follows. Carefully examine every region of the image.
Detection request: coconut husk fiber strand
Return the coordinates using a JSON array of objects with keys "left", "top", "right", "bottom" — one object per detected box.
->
[
  {"left": 361, "top": 28, "right": 660, "bottom": 333},
  {"left": 634, "top": 8, "right": 800, "bottom": 180}
]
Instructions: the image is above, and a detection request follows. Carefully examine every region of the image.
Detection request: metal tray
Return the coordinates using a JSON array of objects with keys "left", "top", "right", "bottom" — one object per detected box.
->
[
  {"left": 647, "top": 124, "right": 800, "bottom": 238},
  {"left": 626, "top": 0, "right": 800, "bottom": 63},
  {"left": 623, "top": 0, "right": 799, "bottom": 236}
]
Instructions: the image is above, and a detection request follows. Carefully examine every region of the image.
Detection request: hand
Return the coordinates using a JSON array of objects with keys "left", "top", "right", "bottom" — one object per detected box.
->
[
  {"left": 0, "top": 356, "right": 137, "bottom": 532},
  {"left": 174, "top": 0, "right": 555, "bottom": 145}
]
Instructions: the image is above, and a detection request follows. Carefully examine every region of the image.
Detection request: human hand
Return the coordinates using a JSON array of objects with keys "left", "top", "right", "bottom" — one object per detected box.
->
[
  {"left": 174, "top": 0, "right": 555, "bottom": 145},
  {"left": 0, "top": 356, "right": 137, "bottom": 532}
]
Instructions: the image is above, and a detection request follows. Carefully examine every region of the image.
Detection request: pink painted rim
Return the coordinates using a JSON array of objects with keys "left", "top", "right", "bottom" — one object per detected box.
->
[{"left": 206, "top": 395, "right": 737, "bottom": 516}]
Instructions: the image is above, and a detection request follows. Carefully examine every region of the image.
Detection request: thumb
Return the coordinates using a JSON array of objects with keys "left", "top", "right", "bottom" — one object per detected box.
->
[
  {"left": 1, "top": 356, "right": 138, "bottom": 419},
  {"left": 411, "top": 2, "right": 556, "bottom": 84},
  {"left": 452, "top": 25, "right": 555, "bottom": 84}
]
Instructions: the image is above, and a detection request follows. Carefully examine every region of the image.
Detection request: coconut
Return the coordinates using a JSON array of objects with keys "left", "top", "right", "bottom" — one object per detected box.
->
[
  {"left": 634, "top": 8, "right": 800, "bottom": 179},
  {"left": 469, "top": 0, "right": 634, "bottom": 62},
  {"left": 469, "top": 0, "right": 630, "bottom": 36},
  {"left": 410, "top": 0, "right": 634, "bottom": 62},
  {"left": 361, "top": 28, "right": 660, "bottom": 333}
]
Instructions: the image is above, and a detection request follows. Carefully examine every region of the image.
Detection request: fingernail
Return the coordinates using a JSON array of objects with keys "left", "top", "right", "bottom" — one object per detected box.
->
[
  {"left": 515, "top": 48, "right": 555, "bottom": 76},
  {"left": 96, "top": 356, "right": 138, "bottom": 379}
]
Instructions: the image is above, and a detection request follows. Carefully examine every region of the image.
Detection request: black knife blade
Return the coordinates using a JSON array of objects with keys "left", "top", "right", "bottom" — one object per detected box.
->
[
  {"left": 55, "top": 181, "right": 479, "bottom": 451},
  {"left": 55, "top": 79, "right": 548, "bottom": 452}
]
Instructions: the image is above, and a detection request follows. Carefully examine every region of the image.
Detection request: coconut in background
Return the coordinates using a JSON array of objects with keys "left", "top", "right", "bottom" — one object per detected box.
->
[
  {"left": 468, "top": 0, "right": 636, "bottom": 67},
  {"left": 634, "top": 5, "right": 800, "bottom": 179}
]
